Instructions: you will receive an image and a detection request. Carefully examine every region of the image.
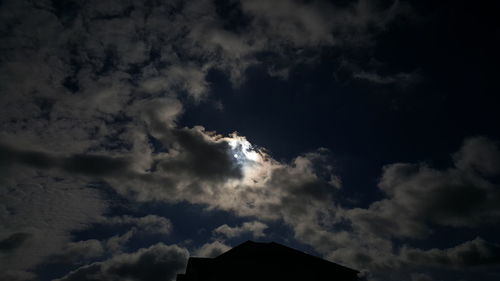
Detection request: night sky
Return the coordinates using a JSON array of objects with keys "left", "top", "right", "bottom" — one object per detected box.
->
[{"left": 1, "top": 1, "right": 500, "bottom": 281}]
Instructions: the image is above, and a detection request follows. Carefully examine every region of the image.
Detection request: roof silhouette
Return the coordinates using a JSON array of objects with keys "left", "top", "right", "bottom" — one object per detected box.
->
[{"left": 177, "top": 240, "right": 359, "bottom": 281}]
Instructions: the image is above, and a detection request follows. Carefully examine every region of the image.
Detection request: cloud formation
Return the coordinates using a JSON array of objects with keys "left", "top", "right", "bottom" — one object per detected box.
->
[
  {"left": 53, "top": 239, "right": 105, "bottom": 265},
  {"left": 402, "top": 237, "right": 500, "bottom": 268},
  {"left": 0, "top": 172, "right": 108, "bottom": 280},
  {"left": 193, "top": 241, "right": 231, "bottom": 258},
  {"left": 0, "top": 233, "right": 32, "bottom": 253},
  {"left": 293, "top": 137, "right": 500, "bottom": 274},
  {"left": 345, "top": 137, "right": 500, "bottom": 240},
  {"left": 1, "top": 1, "right": 498, "bottom": 281},
  {"left": 0, "top": 143, "right": 132, "bottom": 177},
  {"left": 103, "top": 215, "right": 172, "bottom": 235},
  {"left": 213, "top": 221, "right": 268, "bottom": 239},
  {"left": 56, "top": 243, "right": 189, "bottom": 281}
]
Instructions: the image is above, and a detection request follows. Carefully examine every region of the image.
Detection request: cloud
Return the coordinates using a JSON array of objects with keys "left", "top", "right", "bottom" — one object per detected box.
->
[
  {"left": 0, "top": 0, "right": 413, "bottom": 156},
  {"left": 156, "top": 127, "right": 243, "bottom": 183},
  {"left": 104, "top": 230, "right": 137, "bottom": 255},
  {"left": 103, "top": 215, "right": 172, "bottom": 235},
  {"left": 95, "top": 128, "right": 341, "bottom": 226},
  {"left": 0, "top": 142, "right": 133, "bottom": 177},
  {"left": 344, "top": 136, "right": 500, "bottom": 239},
  {"left": 0, "top": 270, "right": 36, "bottom": 281},
  {"left": 55, "top": 243, "right": 189, "bottom": 281},
  {"left": 353, "top": 71, "right": 421, "bottom": 86},
  {"left": 162, "top": 65, "right": 210, "bottom": 102},
  {"left": 0, "top": 0, "right": 414, "bottom": 206},
  {"left": 0, "top": 170, "right": 108, "bottom": 277},
  {"left": 193, "top": 241, "right": 231, "bottom": 258},
  {"left": 402, "top": 237, "right": 500, "bottom": 268},
  {"left": 226, "top": 136, "right": 500, "bottom": 275},
  {"left": 410, "top": 273, "right": 433, "bottom": 281},
  {"left": 213, "top": 221, "right": 268, "bottom": 239},
  {"left": 0, "top": 1, "right": 454, "bottom": 280},
  {"left": 0, "top": 233, "right": 31, "bottom": 253},
  {"left": 240, "top": 0, "right": 335, "bottom": 46},
  {"left": 49, "top": 214, "right": 174, "bottom": 264},
  {"left": 281, "top": 137, "right": 500, "bottom": 277},
  {"left": 239, "top": 0, "right": 406, "bottom": 47},
  {"left": 52, "top": 240, "right": 105, "bottom": 264},
  {"left": 454, "top": 136, "right": 500, "bottom": 176}
]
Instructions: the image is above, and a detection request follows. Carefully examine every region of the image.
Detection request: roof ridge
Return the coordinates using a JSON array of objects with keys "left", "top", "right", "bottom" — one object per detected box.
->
[{"left": 213, "top": 240, "right": 358, "bottom": 273}]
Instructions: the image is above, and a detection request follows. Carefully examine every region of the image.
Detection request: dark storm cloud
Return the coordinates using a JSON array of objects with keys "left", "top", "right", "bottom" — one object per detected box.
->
[
  {"left": 56, "top": 243, "right": 189, "bottom": 281},
  {"left": 157, "top": 128, "right": 242, "bottom": 182},
  {"left": 0, "top": 143, "right": 131, "bottom": 177},
  {"left": 0, "top": 143, "right": 57, "bottom": 169},
  {"left": 97, "top": 126, "right": 247, "bottom": 202},
  {"left": 0, "top": 232, "right": 31, "bottom": 253},
  {"left": 63, "top": 154, "right": 130, "bottom": 176}
]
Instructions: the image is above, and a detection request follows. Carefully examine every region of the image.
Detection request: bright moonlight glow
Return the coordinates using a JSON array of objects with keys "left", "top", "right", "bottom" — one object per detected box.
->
[
  {"left": 223, "top": 132, "right": 275, "bottom": 186},
  {"left": 226, "top": 133, "right": 262, "bottom": 163}
]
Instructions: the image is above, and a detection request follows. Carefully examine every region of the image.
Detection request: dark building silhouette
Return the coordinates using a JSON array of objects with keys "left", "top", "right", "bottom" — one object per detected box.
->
[{"left": 177, "top": 241, "right": 359, "bottom": 281}]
